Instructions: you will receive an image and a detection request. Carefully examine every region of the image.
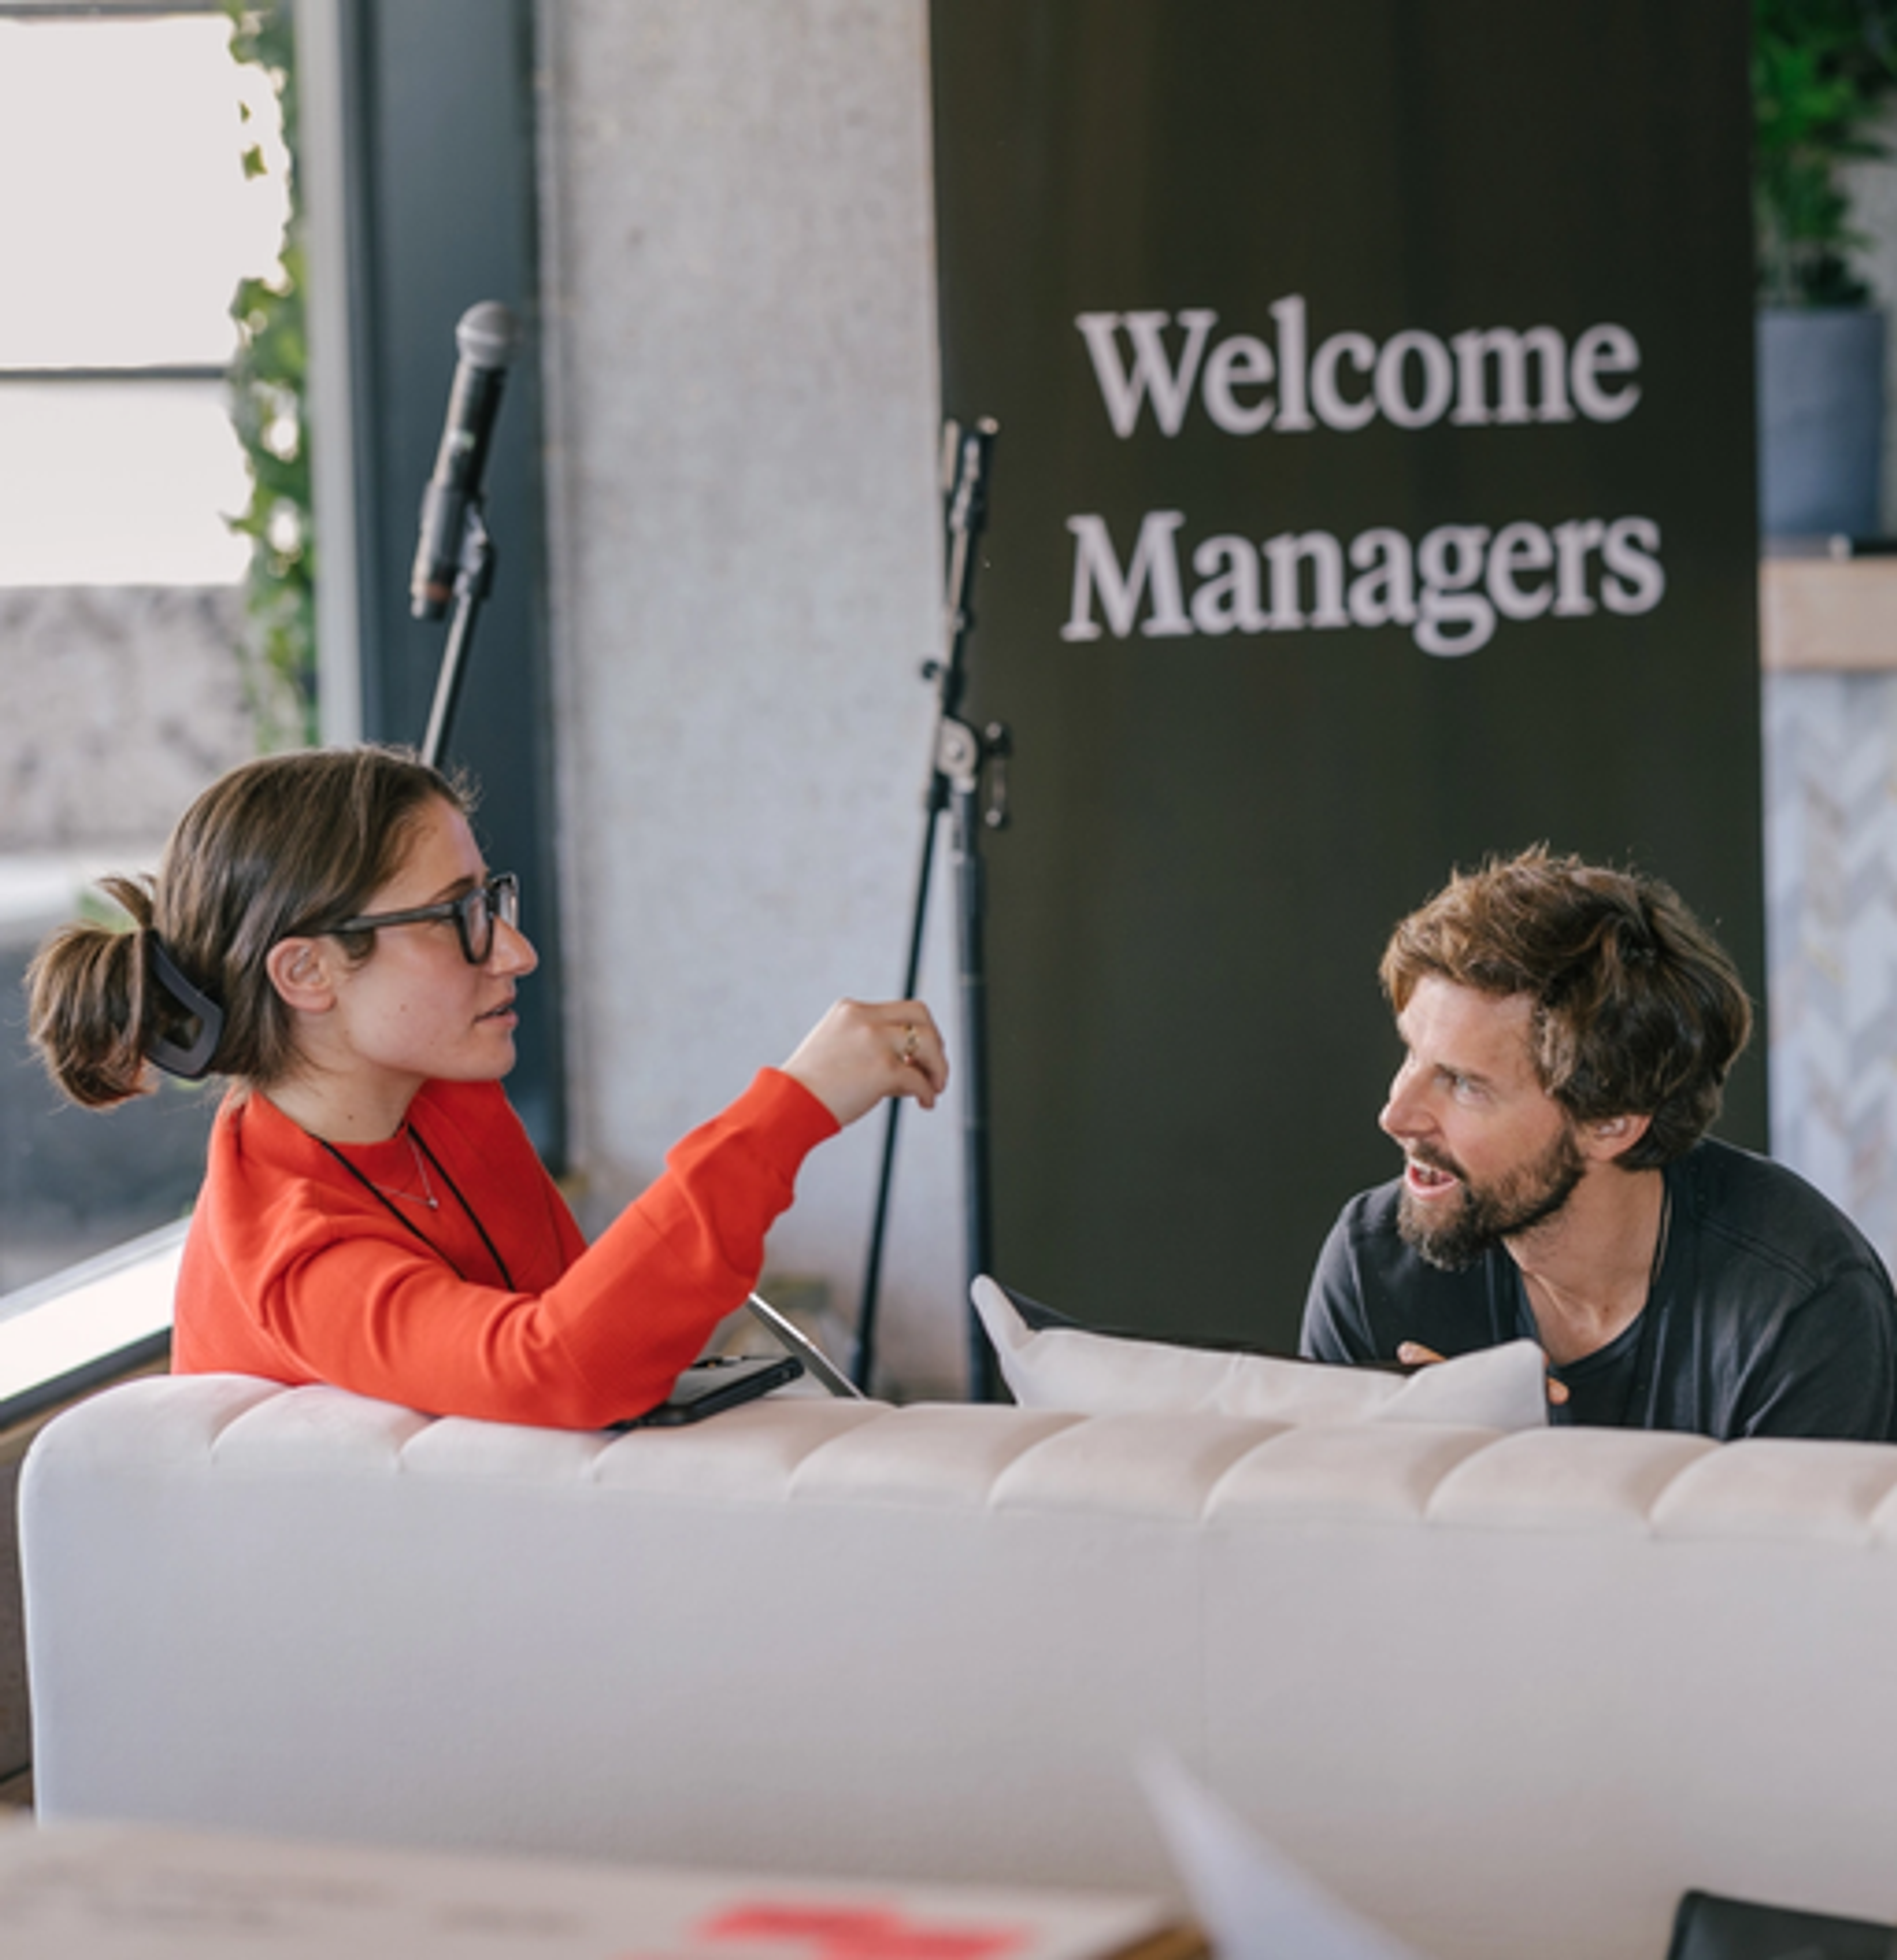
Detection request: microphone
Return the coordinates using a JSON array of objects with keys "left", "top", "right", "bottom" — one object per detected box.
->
[{"left": 408, "top": 301, "right": 520, "bottom": 619}]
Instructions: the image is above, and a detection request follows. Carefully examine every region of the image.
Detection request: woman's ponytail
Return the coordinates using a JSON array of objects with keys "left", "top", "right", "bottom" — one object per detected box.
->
[{"left": 26, "top": 876, "right": 166, "bottom": 1108}]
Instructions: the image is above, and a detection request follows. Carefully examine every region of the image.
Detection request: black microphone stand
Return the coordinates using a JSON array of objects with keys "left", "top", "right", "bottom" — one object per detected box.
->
[
  {"left": 419, "top": 501, "right": 496, "bottom": 769},
  {"left": 853, "top": 416, "right": 1007, "bottom": 1400}
]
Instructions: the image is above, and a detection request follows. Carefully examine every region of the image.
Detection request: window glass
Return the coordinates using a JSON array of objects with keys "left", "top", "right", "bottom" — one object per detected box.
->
[
  {"left": 0, "top": 14, "right": 287, "bottom": 369},
  {"left": 0, "top": 6, "right": 296, "bottom": 1302},
  {"left": 0, "top": 382, "right": 249, "bottom": 584},
  {"left": 0, "top": 11, "right": 288, "bottom": 587}
]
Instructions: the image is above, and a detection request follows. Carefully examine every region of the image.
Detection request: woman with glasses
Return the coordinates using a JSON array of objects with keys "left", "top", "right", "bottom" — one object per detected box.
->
[{"left": 27, "top": 745, "right": 947, "bottom": 1427}]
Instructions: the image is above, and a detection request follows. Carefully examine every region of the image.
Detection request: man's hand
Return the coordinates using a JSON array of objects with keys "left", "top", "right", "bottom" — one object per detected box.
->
[
  {"left": 781, "top": 998, "right": 948, "bottom": 1127},
  {"left": 1397, "top": 1341, "right": 1571, "bottom": 1407}
]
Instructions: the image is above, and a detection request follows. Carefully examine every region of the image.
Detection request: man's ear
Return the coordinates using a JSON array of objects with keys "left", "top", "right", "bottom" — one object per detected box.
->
[
  {"left": 1581, "top": 1110, "right": 1652, "bottom": 1165},
  {"left": 265, "top": 936, "right": 337, "bottom": 1015}
]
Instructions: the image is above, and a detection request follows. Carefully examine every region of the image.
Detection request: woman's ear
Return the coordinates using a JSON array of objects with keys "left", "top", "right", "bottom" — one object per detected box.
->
[{"left": 265, "top": 937, "right": 336, "bottom": 1015}]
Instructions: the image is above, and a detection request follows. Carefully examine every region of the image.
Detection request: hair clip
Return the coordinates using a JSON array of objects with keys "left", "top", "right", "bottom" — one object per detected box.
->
[{"left": 146, "top": 936, "right": 225, "bottom": 1080}]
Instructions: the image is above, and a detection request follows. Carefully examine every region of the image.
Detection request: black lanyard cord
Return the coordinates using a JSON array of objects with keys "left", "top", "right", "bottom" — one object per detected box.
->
[{"left": 315, "top": 1124, "right": 517, "bottom": 1292}]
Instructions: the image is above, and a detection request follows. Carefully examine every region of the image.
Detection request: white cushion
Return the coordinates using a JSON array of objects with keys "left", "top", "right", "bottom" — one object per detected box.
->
[{"left": 972, "top": 1276, "right": 1548, "bottom": 1429}]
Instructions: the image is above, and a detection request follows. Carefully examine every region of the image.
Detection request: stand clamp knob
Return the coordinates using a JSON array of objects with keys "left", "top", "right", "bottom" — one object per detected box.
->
[
  {"left": 936, "top": 716, "right": 981, "bottom": 794},
  {"left": 983, "top": 722, "right": 1011, "bottom": 830}
]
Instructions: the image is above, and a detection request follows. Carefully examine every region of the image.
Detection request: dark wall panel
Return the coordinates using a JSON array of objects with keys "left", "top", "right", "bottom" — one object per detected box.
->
[
  {"left": 337, "top": 0, "right": 564, "bottom": 1160},
  {"left": 932, "top": 1, "right": 1763, "bottom": 1348}
]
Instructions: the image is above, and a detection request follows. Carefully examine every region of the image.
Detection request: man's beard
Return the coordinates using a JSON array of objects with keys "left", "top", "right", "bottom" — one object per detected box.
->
[{"left": 1397, "top": 1124, "right": 1587, "bottom": 1271}]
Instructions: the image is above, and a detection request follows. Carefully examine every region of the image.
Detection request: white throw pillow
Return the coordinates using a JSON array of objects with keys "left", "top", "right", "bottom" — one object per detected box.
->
[{"left": 971, "top": 1276, "right": 1548, "bottom": 1429}]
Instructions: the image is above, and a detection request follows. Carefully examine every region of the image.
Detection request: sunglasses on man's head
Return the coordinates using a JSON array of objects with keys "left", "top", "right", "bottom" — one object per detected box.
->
[{"left": 325, "top": 872, "right": 521, "bottom": 965}]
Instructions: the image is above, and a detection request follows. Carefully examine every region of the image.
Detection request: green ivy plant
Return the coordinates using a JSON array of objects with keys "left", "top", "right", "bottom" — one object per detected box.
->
[{"left": 223, "top": 0, "right": 316, "bottom": 748}]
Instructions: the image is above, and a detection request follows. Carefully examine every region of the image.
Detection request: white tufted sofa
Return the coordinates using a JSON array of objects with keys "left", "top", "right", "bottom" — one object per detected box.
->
[{"left": 21, "top": 1374, "right": 1897, "bottom": 1960}]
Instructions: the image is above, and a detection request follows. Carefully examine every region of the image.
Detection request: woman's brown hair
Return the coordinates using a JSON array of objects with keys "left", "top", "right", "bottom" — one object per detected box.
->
[{"left": 28, "top": 746, "right": 470, "bottom": 1107}]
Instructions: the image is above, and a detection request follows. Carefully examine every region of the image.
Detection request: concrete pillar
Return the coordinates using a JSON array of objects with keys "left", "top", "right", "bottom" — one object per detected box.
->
[{"left": 536, "top": 2, "right": 964, "bottom": 1392}]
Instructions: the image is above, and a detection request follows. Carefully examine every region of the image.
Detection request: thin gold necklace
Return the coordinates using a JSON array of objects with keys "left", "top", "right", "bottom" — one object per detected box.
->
[{"left": 368, "top": 1129, "right": 439, "bottom": 1210}]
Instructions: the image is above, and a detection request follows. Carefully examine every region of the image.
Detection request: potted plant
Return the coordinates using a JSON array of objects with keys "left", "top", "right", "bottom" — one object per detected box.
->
[{"left": 1754, "top": 0, "right": 1897, "bottom": 538}]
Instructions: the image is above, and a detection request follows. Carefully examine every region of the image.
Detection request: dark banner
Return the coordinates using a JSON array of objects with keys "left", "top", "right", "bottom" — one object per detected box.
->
[{"left": 931, "top": 0, "right": 1764, "bottom": 1349}]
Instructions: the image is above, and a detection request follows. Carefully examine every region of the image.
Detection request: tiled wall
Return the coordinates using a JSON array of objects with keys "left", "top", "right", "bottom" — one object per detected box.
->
[{"left": 1765, "top": 669, "right": 1897, "bottom": 1268}]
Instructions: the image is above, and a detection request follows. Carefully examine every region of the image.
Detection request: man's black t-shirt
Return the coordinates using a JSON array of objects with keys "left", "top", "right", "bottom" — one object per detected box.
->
[{"left": 1301, "top": 1139, "right": 1897, "bottom": 1440}]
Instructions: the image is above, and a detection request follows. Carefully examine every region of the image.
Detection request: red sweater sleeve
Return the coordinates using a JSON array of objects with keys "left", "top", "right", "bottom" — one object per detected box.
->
[{"left": 174, "top": 1070, "right": 840, "bottom": 1428}]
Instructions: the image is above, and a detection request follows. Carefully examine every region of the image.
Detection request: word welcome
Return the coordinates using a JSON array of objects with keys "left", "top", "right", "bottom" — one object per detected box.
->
[
  {"left": 1075, "top": 299, "right": 1642, "bottom": 438},
  {"left": 1062, "top": 510, "right": 1665, "bottom": 657}
]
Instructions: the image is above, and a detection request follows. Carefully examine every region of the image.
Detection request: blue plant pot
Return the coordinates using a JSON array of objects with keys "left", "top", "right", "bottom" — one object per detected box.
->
[{"left": 1757, "top": 306, "right": 1887, "bottom": 539}]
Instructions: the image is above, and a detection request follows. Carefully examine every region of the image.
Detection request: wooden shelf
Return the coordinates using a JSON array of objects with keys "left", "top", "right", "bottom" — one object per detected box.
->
[{"left": 1760, "top": 556, "right": 1897, "bottom": 671}]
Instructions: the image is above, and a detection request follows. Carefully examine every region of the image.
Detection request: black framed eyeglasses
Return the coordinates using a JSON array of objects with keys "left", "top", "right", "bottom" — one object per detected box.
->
[{"left": 325, "top": 873, "right": 521, "bottom": 965}]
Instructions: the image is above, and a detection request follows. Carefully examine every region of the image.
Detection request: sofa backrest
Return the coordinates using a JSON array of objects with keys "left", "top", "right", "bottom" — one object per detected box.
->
[{"left": 23, "top": 1376, "right": 1897, "bottom": 1960}]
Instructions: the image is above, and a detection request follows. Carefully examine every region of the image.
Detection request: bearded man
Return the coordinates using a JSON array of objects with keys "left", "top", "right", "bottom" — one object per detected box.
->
[{"left": 1300, "top": 848, "right": 1897, "bottom": 1439}]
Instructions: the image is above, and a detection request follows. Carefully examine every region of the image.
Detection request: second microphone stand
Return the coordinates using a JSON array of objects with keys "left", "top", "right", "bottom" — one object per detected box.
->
[
  {"left": 419, "top": 502, "right": 497, "bottom": 769},
  {"left": 853, "top": 416, "right": 1007, "bottom": 1399}
]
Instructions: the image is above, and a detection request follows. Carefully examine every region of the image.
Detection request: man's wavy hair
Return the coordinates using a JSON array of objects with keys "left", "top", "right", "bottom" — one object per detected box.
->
[{"left": 1379, "top": 847, "right": 1754, "bottom": 1169}]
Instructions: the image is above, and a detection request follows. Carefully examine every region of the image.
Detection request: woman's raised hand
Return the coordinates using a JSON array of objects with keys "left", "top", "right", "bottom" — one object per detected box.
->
[{"left": 780, "top": 999, "right": 948, "bottom": 1127}]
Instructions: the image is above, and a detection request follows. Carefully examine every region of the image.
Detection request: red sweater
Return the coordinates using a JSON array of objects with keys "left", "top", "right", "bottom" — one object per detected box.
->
[{"left": 172, "top": 1068, "right": 839, "bottom": 1427}]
